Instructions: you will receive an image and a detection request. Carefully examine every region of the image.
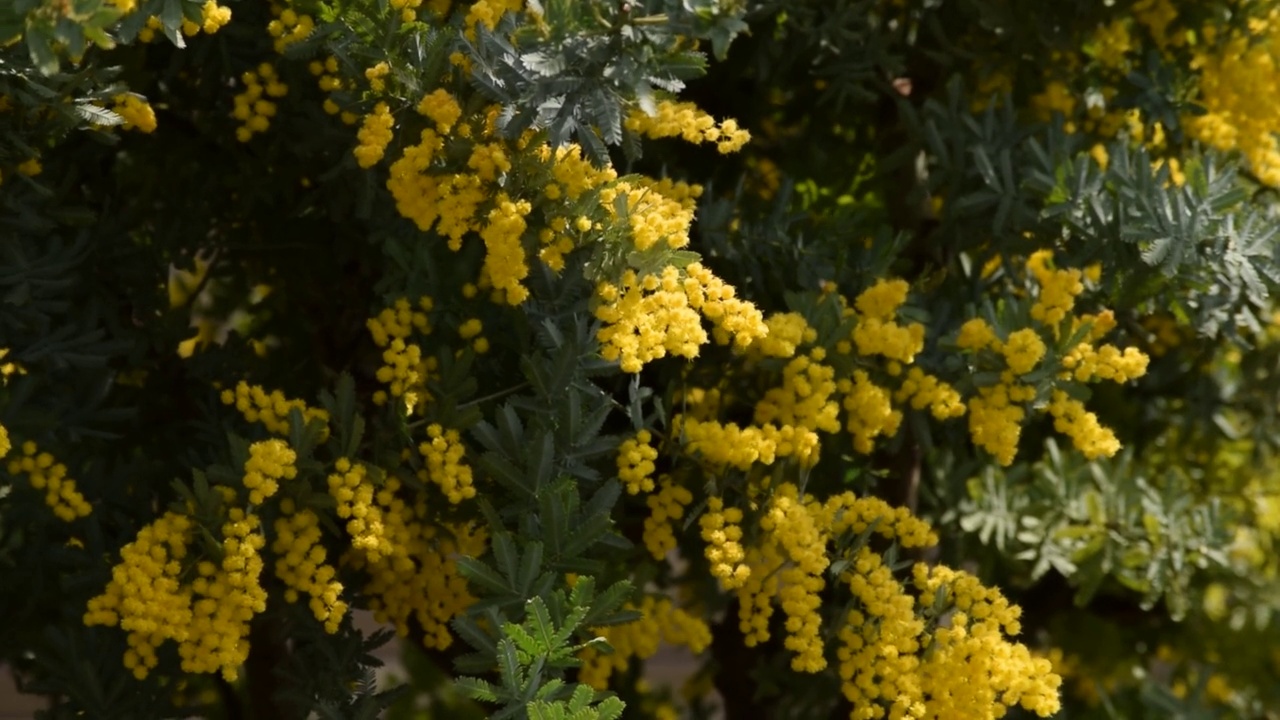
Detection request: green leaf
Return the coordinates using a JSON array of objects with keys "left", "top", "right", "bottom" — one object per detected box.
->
[
  {"left": 456, "top": 677, "right": 500, "bottom": 703},
  {"left": 457, "top": 556, "right": 512, "bottom": 595},
  {"left": 517, "top": 542, "right": 545, "bottom": 595},
  {"left": 527, "top": 596, "right": 556, "bottom": 651}
]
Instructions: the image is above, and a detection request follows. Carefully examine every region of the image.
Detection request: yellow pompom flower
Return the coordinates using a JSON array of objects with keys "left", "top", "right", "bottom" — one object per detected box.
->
[
  {"left": 7, "top": 441, "right": 92, "bottom": 521},
  {"left": 242, "top": 438, "right": 297, "bottom": 505},
  {"left": 752, "top": 312, "right": 815, "bottom": 358},
  {"left": 364, "top": 61, "right": 391, "bottom": 93},
  {"left": 416, "top": 88, "right": 463, "bottom": 133},
  {"left": 854, "top": 278, "right": 909, "bottom": 320},
  {"left": 354, "top": 102, "right": 395, "bottom": 168},
  {"left": 199, "top": 0, "right": 232, "bottom": 34},
  {"left": 1027, "top": 250, "right": 1084, "bottom": 328},
  {"left": 272, "top": 500, "right": 347, "bottom": 633},
  {"left": 643, "top": 475, "right": 693, "bottom": 559},
  {"left": 480, "top": 194, "right": 533, "bottom": 304},
  {"left": 1046, "top": 390, "right": 1120, "bottom": 459},
  {"left": 700, "top": 497, "right": 749, "bottom": 589},
  {"left": 840, "top": 370, "right": 902, "bottom": 454},
  {"left": 84, "top": 511, "right": 194, "bottom": 679},
  {"left": 617, "top": 430, "right": 659, "bottom": 494},
  {"left": 113, "top": 94, "right": 158, "bottom": 133},
  {"left": 1001, "top": 328, "right": 1047, "bottom": 375},
  {"left": 417, "top": 424, "right": 477, "bottom": 503},
  {"left": 220, "top": 381, "right": 329, "bottom": 437},
  {"left": 624, "top": 99, "right": 750, "bottom": 153}
]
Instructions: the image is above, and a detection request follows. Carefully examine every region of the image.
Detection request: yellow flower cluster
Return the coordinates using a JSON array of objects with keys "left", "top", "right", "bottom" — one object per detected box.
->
[
  {"left": 328, "top": 458, "right": 393, "bottom": 560},
  {"left": 957, "top": 323, "right": 1039, "bottom": 464},
  {"left": 182, "top": 508, "right": 268, "bottom": 680},
  {"left": 851, "top": 279, "right": 925, "bottom": 363},
  {"left": 912, "top": 564, "right": 1062, "bottom": 717},
  {"left": 354, "top": 102, "right": 395, "bottom": 168},
  {"left": 1027, "top": 249, "right": 1084, "bottom": 328},
  {"left": 1061, "top": 336, "right": 1150, "bottom": 384},
  {"left": 894, "top": 367, "right": 966, "bottom": 420},
  {"left": 840, "top": 370, "right": 902, "bottom": 454},
  {"left": 242, "top": 438, "right": 297, "bottom": 505},
  {"left": 467, "top": 141, "right": 511, "bottom": 182},
  {"left": 113, "top": 94, "right": 157, "bottom": 133},
  {"left": 367, "top": 296, "right": 433, "bottom": 345},
  {"left": 272, "top": 499, "right": 347, "bottom": 633},
  {"left": 1030, "top": 80, "right": 1077, "bottom": 124},
  {"left": 232, "top": 64, "right": 287, "bottom": 142},
  {"left": 220, "top": 380, "right": 330, "bottom": 437},
  {"left": 15, "top": 157, "right": 40, "bottom": 177},
  {"left": 375, "top": 339, "right": 427, "bottom": 408},
  {"left": 595, "top": 263, "right": 766, "bottom": 373},
  {"left": 677, "top": 416, "right": 819, "bottom": 469},
  {"left": 826, "top": 491, "right": 938, "bottom": 548},
  {"left": 7, "top": 441, "right": 92, "bottom": 521},
  {"left": 754, "top": 352, "right": 842, "bottom": 440},
  {"left": 480, "top": 194, "right": 533, "bottom": 304},
  {"left": 389, "top": 142, "right": 484, "bottom": 246},
  {"left": 753, "top": 311, "right": 817, "bottom": 358},
  {"left": 0, "top": 349, "right": 19, "bottom": 381},
  {"left": 366, "top": 297, "right": 437, "bottom": 409},
  {"left": 84, "top": 511, "right": 193, "bottom": 679},
  {"left": 759, "top": 484, "right": 829, "bottom": 672},
  {"left": 1134, "top": 0, "right": 1178, "bottom": 49},
  {"left": 417, "top": 423, "right": 477, "bottom": 503},
  {"left": 821, "top": 500, "right": 1059, "bottom": 719},
  {"left": 734, "top": 535, "right": 786, "bottom": 646},
  {"left": 956, "top": 316, "right": 999, "bottom": 351},
  {"left": 1046, "top": 390, "right": 1119, "bottom": 459},
  {"left": 417, "top": 88, "right": 462, "bottom": 133},
  {"left": 352, "top": 511, "right": 485, "bottom": 649},
  {"left": 579, "top": 595, "right": 712, "bottom": 689},
  {"left": 643, "top": 475, "right": 693, "bottom": 559},
  {"left": 393, "top": 0, "right": 449, "bottom": 23},
  {"left": 958, "top": 253, "right": 1148, "bottom": 464},
  {"left": 596, "top": 267, "right": 708, "bottom": 372},
  {"left": 1090, "top": 19, "right": 1133, "bottom": 70},
  {"left": 600, "top": 179, "right": 700, "bottom": 251},
  {"left": 716, "top": 490, "right": 940, "bottom": 695},
  {"left": 174, "top": 0, "right": 232, "bottom": 36},
  {"left": 267, "top": 6, "right": 315, "bottom": 53},
  {"left": 312, "top": 56, "right": 358, "bottom": 124},
  {"left": 1002, "top": 328, "right": 1047, "bottom": 375},
  {"left": 617, "top": 430, "right": 659, "bottom": 494},
  {"left": 464, "top": 0, "right": 523, "bottom": 36},
  {"left": 837, "top": 547, "right": 925, "bottom": 719},
  {"left": 135, "top": 16, "right": 164, "bottom": 42},
  {"left": 624, "top": 100, "right": 751, "bottom": 154},
  {"left": 700, "top": 496, "right": 749, "bottom": 588},
  {"left": 365, "top": 62, "right": 391, "bottom": 93},
  {"left": 967, "top": 380, "right": 1033, "bottom": 466},
  {"left": 1182, "top": 15, "right": 1280, "bottom": 183},
  {"left": 85, "top": 505, "right": 271, "bottom": 682},
  {"left": 548, "top": 143, "right": 618, "bottom": 200}
]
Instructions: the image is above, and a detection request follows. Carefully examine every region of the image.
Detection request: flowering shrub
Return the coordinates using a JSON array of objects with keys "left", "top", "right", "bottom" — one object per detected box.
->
[{"left": 3, "top": 0, "right": 1280, "bottom": 718}]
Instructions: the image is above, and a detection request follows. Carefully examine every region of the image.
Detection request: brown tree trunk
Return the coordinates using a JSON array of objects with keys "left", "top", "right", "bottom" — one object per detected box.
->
[
  {"left": 711, "top": 600, "right": 771, "bottom": 720},
  {"left": 246, "top": 615, "right": 294, "bottom": 720}
]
